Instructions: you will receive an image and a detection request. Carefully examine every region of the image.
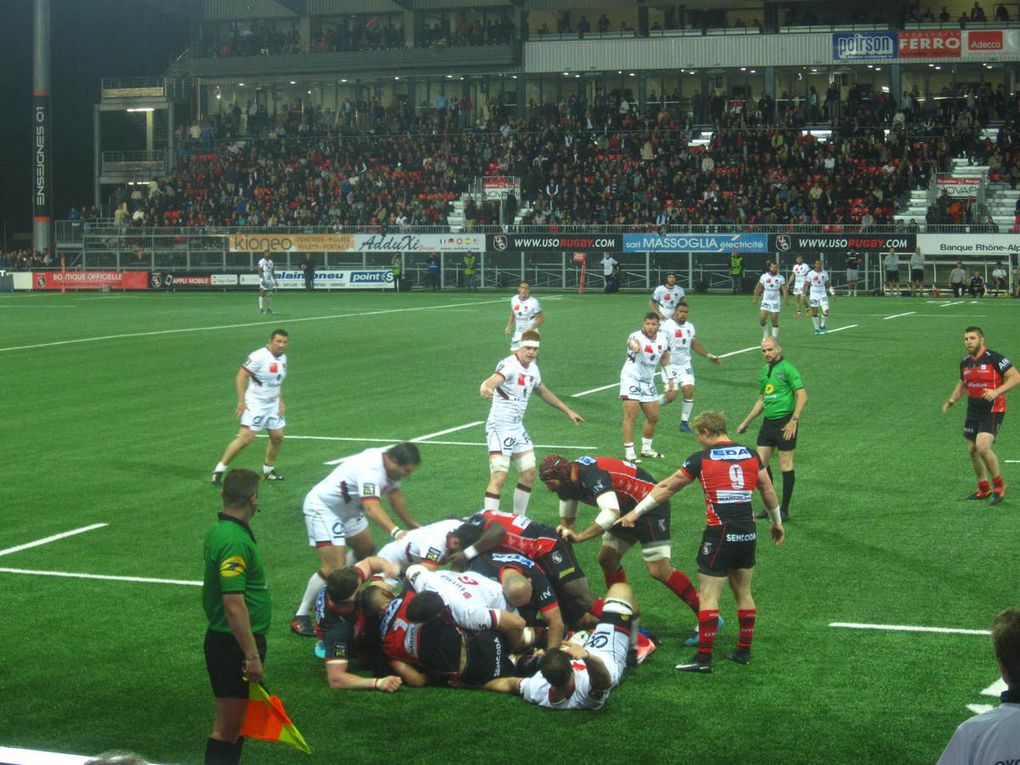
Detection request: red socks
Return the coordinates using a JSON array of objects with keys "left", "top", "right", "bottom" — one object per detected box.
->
[
  {"left": 696, "top": 609, "right": 719, "bottom": 660},
  {"left": 737, "top": 608, "right": 757, "bottom": 650},
  {"left": 665, "top": 569, "right": 700, "bottom": 614}
]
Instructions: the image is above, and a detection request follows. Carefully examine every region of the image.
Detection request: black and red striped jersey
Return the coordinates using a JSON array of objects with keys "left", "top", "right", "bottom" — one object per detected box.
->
[
  {"left": 679, "top": 441, "right": 762, "bottom": 526},
  {"left": 554, "top": 456, "right": 657, "bottom": 514},
  {"left": 961, "top": 349, "right": 1013, "bottom": 413},
  {"left": 467, "top": 510, "right": 561, "bottom": 559},
  {"left": 378, "top": 591, "right": 464, "bottom": 678}
]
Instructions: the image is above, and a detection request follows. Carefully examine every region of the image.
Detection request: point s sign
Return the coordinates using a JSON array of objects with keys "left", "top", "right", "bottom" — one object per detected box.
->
[{"left": 899, "top": 30, "right": 961, "bottom": 58}]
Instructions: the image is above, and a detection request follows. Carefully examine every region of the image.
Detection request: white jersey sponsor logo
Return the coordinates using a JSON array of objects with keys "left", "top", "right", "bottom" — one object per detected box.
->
[
  {"left": 242, "top": 347, "right": 287, "bottom": 406},
  {"left": 808, "top": 269, "right": 830, "bottom": 298},
  {"left": 759, "top": 273, "right": 786, "bottom": 303},
  {"left": 660, "top": 319, "right": 696, "bottom": 365},
  {"left": 487, "top": 353, "right": 542, "bottom": 426},
  {"left": 792, "top": 262, "right": 811, "bottom": 285},
  {"left": 622, "top": 330, "right": 668, "bottom": 384},
  {"left": 510, "top": 296, "right": 543, "bottom": 335}
]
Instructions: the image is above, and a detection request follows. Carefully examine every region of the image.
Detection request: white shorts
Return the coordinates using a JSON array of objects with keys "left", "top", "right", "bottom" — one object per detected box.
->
[
  {"left": 303, "top": 498, "right": 369, "bottom": 547},
  {"left": 760, "top": 298, "right": 781, "bottom": 314},
  {"left": 582, "top": 619, "right": 630, "bottom": 687},
  {"left": 619, "top": 375, "right": 659, "bottom": 403},
  {"left": 486, "top": 421, "right": 533, "bottom": 456},
  {"left": 809, "top": 296, "right": 830, "bottom": 312},
  {"left": 240, "top": 401, "right": 285, "bottom": 432},
  {"left": 260, "top": 277, "right": 275, "bottom": 291},
  {"left": 663, "top": 364, "right": 695, "bottom": 389},
  {"left": 846, "top": 269, "right": 859, "bottom": 281},
  {"left": 792, "top": 281, "right": 806, "bottom": 297}
]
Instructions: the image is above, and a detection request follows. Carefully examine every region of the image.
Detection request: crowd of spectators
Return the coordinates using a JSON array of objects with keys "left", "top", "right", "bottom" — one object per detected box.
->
[
  {"left": 1, "top": 249, "right": 54, "bottom": 271},
  {"left": 84, "top": 79, "right": 1020, "bottom": 232}
]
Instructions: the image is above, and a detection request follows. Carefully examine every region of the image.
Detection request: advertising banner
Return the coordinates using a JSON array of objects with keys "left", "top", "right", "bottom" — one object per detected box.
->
[
  {"left": 228, "top": 233, "right": 483, "bottom": 253},
  {"left": 33, "top": 271, "right": 149, "bottom": 290},
  {"left": 899, "top": 29, "right": 961, "bottom": 58},
  {"left": 32, "top": 93, "right": 52, "bottom": 224},
  {"left": 965, "top": 29, "right": 1020, "bottom": 57},
  {"left": 832, "top": 32, "right": 898, "bottom": 61},
  {"left": 769, "top": 234, "right": 917, "bottom": 254},
  {"left": 488, "top": 234, "right": 622, "bottom": 252},
  {"left": 918, "top": 234, "right": 1020, "bottom": 258},
  {"left": 622, "top": 233, "right": 768, "bottom": 253},
  {"left": 150, "top": 273, "right": 239, "bottom": 289},
  {"left": 483, "top": 177, "right": 521, "bottom": 200},
  {"left": 272, "top": 269, "right": 394, "bottom": 289},
  {"left": 936, "top": 176, "right": 982, "bottom": 198}
]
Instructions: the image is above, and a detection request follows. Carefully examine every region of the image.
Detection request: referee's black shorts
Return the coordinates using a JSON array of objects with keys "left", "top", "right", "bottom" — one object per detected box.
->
[
  {"left": 757, "top": 414, "right": 798, "bottom": 451},
  {"left": 204, "top": 630, "right": 267, "bottom": 699}
]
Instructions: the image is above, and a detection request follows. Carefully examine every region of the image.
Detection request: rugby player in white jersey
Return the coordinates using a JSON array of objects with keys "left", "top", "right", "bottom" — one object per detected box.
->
[
  {"left": 753, "top": 261, "right": 788, "bottom": 340},
  {"left": 375, "top": 518, "right": 462, "bottom": 587},
  {"left": 289, "top": 442, "right": 422, "bottom": 637},
  {"left": 659, "top": 303, "right": 721, "bottom": 433},
  {"left": 649, "top": 272, "right": 686, "bottom": 321},
  {"left": 210, "top": 329, "right": 289, "bottom": 485},
  {"left": 256, "top": 253, "right": 277, "bottom": 314},
  {"left": 788, "top": 255, "right": 811, "bottom": 317},
  {"left": 481, "top": 329, "right": 584, "bottom": 515},
  {"left": 483, "top": 582, "right": 637, "bottom": 710},
  {"left": 807, "top": 259, "right": 834, "bottom": 335},
  {"left": 621, "top": 313, "right": 674, "bottom": 462},
  {"left": 505, "top": 281, "right": 544, "bottom": 350}
]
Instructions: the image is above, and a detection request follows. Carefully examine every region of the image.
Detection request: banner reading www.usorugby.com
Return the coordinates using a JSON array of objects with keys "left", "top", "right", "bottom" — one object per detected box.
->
[
  {"left": 487, "top": 234, "right": 622, "bottom": 252},
  {"left": 229, "top": 233, "right": 483, "bottom": 253},
  {"left": 769, "top": 233, "right": 916, "bottom": 254}
]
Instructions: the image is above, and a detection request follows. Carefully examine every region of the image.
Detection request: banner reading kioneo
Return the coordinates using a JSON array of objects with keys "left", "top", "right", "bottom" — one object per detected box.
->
[
  {"left": 228, "top": 233, "right": 483, "bottom": 253},
  {"left": 918, "top": 234, "right": 1020, "bottom": 258},
  {"left": 270, "top": 270, "right": 394, "bottom": 289},
  {"left": 34, "top": 271, "right": 149, "bottom": 290}
]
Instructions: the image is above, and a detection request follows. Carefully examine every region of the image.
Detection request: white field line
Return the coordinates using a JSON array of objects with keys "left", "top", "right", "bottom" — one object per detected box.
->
[
  {"left": 0, "top": 567, "right": 201, "bottom": 587},
  {"left": 829, "top": 621, "right": 990, "bottom": 636},
  {"left": 0, "top": 524, "right": 108, "bottom": 558},
  {"left": 284, "top": 434, "right": 597, "bottom": 449},
  {"left": 826, "top": 323, "right": 859, "bottom": 334},
  {"left": 323, "top": 421, "right": 483, "bottom": 465},
  {"left": 1004, "top": 460, "right": 1020, "bottom": 463},
  {"left": 0, "top": 298, "right": 507, "bottom": 353},
  {"left": 884, "top": 311, "right": 916, "bottom": 320},
  {"left": 938, "top": 301, "right": 967, "bottom": 308},
  {"left": 0, "top": 746, "right": 171, "bottom": 765}
]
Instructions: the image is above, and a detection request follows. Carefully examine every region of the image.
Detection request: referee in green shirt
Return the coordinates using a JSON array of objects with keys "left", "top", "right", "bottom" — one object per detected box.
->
[
  {"left": 737, "top": 338, "right": 807, "bottom": 521},
  {"left": 203, "top": 468, "right": 269, "bottom": 765}
]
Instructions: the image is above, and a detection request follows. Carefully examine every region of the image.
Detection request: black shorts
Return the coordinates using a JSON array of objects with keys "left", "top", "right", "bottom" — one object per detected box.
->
[
  {"left": 461, "top": 630, "right": 514, "bottom": 685},
  {"left": 911, "top": 269, "right": 924, "bottom": 283},
  {"left": 885, "top": 270, "right": 899, "bottom": 283},
  {"left": 606, "top": 501, "right": 671, "bottom": 548},
  {"left": 696, "top": 524, "right": 757, "bottom": 576},
  {"left": 964, "top": 409, "right": 1004, "bottom": 441},
  {"left": 757, "top": 415, "right": 797, "bottom": 451},
  {"left": 537, "top": 541, "right": 585, "bottom": 586},
  {"left": 204, "top": 630, "right": 267, "bottom": 699}
]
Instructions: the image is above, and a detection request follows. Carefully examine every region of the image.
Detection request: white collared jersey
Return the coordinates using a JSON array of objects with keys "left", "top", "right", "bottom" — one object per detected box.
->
[
  {"left": 377, "top": 519, "right": 461, "bottom": 571},
  {"left": 758, "top": 272, "right": 786, "bottom": 302},
  {"left": 807, "top": 269, "right": 830, "bottom": 298},
  {"left": 487, "top": 353, "right": 542, "bottom": 426},
  {"left": 242, "top": 347, "right": 287, "bottom": 406},
  {"left": 305, "top": 447, "right": 400, "bottom": 513},
  {"left": 510, "top": 296, "right": 543, "bottom": 335},
  {"left": 651, "top": 284, "right": 685, "bottom": 318},
  {"left": 660, "top": 318, "right": 696, "bottom": 365},
  {"left": 520, "top": 659, "right": 604, "bottom": 710},
  {"left": 622, "top": 330, "right": 669, "bottom": 383},
  {"left": 791, "top": 262, "right": 811, "bottom": 286},
  {"left": 257, "top": 257, "right": 274, "bottom": 280},
  {"left": 406, "top": 567, "right": 507, "bottom": 632}
]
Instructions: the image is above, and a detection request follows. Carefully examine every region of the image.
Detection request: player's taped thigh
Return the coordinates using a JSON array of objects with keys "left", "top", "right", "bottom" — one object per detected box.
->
[
  {"left": 602, "top": 597, "right": 634, "bottom": 617},
  {"left": 489, "top": 453, "right": 511, "bottom": 474},
  {"left": 641, "top": 541, "right": 671, "bottom": 563},
  {"left": 511, "top": 450, "right": 535, "bottom": 473}
]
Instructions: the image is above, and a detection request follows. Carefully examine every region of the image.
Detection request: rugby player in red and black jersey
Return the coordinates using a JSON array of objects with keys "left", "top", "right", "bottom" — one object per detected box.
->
[
  {"left": 619, "top": 412, "right": 784, "bottom": 673},
  {"left": 468, "top": 552, "right": 565, "bottom": 650},
  {"left": 942, "top": 326, "right": 1020, "bottom": 505},
  {"left": 314, "top": 557, "right": 404, "bottom": 692},
  {"left": 539, "top": 454, "right": 702, "bottom": 636}
]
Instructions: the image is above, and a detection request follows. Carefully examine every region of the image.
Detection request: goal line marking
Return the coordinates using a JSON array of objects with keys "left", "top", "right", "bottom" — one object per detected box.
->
[
  {"left": 0, "top": 567, "right": 201, "bottom": 587},
  {"left": 0, "top": 524, "right": 108, "bottom": 558},
  {"left": 830, "top": 621, "right": 991, "bottom": 636}
]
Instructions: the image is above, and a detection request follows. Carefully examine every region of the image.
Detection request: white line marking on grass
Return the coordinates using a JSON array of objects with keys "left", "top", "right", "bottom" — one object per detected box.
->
[
  {"left": 572, "top": 343, "right": 763, "bottom": 398},
  {"left": 968, "top": 704, "right": 995, "bottom": 715},
  {"left": 0, "top": 305, "right": 76, "bottom": 309},
  {"left": 829, "top": 621, "right": 991, "bottom": 636},
  {"left": 0, "top": 524, "right": 108, "bottom": 558},
  {"left": 938, "top": 301, "right": 966, "bottom": 308},
  {"left": 322, "top": 421, "right": 484, "bottom": 465},
  {"left": 288, "top": 434, "right": 596, "bottom": 449},
  {"left": 884, "top": 311, "right": 916, "bottom": 320},
  {"left": 0, "top": 567, "right": 201, "bottom": 586},
  {"left": 825, "top": 323, "right": 859, "bottom": 334},
  {"left": 0, "top": 746, "right": 172, "bottom": 765},
  {"left": 982, "top": 678, "right": 1008, "bottom": 696},
  {"left": 0, "top": 298, "right": 508, "bottom": 353},
  {"left": 1004, "top": 460, "right": 1020, "bottom": 463}
]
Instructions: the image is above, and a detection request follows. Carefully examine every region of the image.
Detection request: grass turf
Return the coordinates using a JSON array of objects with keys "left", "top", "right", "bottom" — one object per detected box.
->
[{"left": 0, "top": 287, "right": 1016, "bottom": 764}]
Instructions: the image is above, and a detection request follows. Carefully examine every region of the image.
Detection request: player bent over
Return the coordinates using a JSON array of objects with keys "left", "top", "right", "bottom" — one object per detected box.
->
[
  {"left": 485, "top": 582, "right": 638, "bottom": 710},
  {"left": 481, "top": 329, "right": 583, "bottom": 515},
  {"left": 211, "top": 329, "right": 288, "bottom": 485},
  {"left": 619, "top": 412, "right": 785, "bottom": 673}
]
